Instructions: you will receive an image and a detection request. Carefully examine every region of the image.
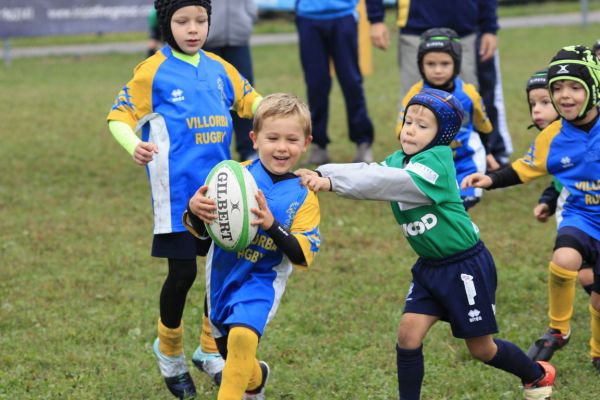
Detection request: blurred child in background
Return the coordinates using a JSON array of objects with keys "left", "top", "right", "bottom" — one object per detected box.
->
[
  {"left": 298, "top": 88, "right": 556, "bottom": 400},
  {"left": 397, "top": 28, "right": 498, "bottom": 211},
  {"left": 463, "top": 46, "right": 600, "bottom": 373},
  {"left": 185, "top": 93, "right": 321, "bottom": 400},
  {"left": 107, "top": 0, "right": 262, "bottom": 397}
]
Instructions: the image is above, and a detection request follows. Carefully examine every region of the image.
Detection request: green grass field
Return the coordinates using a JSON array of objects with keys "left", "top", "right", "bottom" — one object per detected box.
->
[{"left": 1, "top": 19, "right": 599, "bottom": 400}]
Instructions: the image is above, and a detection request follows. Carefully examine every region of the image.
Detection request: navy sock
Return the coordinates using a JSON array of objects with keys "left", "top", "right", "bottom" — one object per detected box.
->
[
  {"left": 396, "top": 344, "right": 424, "bottom": 400},
  {"left": 485, "top": 339, "right": 543, "bottom": 384}
]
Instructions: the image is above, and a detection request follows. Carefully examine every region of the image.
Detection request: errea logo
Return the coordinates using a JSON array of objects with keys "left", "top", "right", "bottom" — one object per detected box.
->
[
  {"left": 468, "top": 309, "right": 482, "bottom": 323},
  {"left": 561, "top": 156, "right": 573, "bottom": 168},
  {"left": 556, "top": 65, "right": 570, "bottom": 74},
  {"left": 171, "top": 88, "right": 185, "bottom": 102}
]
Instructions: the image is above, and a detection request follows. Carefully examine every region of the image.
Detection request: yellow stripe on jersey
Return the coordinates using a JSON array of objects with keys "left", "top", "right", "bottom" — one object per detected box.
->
[
  {"left": 396, "top": 81, "right": 424, "bottom": 137},
  {"left": 397, "top": 0, "right": 411, "bottom": 28},
  {"left": 462, "top": 83, "right": 493, "bottom": 134},
  {"left": 107, "top": 52, "right": 166, "bottom": 129},
  {"left": 290, "top": 190, "right": 321, "bottom": 270},
  {"left": 511, "top": 120, "right": 562, "bottom": 183},
  {"left": 204, "top": 52, "right": 262, "bottom": 119}
]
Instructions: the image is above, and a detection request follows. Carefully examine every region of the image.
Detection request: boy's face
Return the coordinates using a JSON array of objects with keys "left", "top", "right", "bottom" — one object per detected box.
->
[
  {"left": 529, "top": 88, "right": 558, "bottom": 129},
  {"left": 250, "top": 116, "right": 312, "bottom": 175},
  {"left": 400, "top": 105, "right": 438, "bottom": 155},
  {"left": 550, "top": 79, "right": 588, "bottom": 121},
  {"left": 422, "top": 52, "right": 454, "bottom": 87},
  {"left": 171, "top": 6, "right": 209, "bottom": 55}
]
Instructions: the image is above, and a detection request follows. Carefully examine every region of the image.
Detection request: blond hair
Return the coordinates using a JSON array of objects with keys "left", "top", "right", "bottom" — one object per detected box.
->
[{"left": 252, "top": 93, "right": 312, "bottom": 137}]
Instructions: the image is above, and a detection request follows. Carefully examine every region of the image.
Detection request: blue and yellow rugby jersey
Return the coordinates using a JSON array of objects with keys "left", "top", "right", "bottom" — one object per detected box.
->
[
  {"left": 107, "top": 46, "right": 261, "bottom": 234},
  {"left": 512, "top": 117, "right": 600, "bottom": 240},
  {"left": 205, "top": 160, "right": 321, "bottom": 337},
  {"left": 397, "top": 78, "right": 492, "bottom": 198}
]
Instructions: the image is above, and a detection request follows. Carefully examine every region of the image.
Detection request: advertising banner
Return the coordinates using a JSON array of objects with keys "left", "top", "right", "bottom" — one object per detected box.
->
[{"left": 0, "top": 0, "right": 153, "bottom": 38}]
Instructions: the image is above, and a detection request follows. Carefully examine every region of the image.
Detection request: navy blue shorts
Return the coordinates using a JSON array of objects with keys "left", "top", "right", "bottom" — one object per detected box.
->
[
  {"left": 403, "top": 241, "right": 499, "bottom": 339},
  {"left": 555, "top": 226, "right": 600, "bottom": 293},
  {"left": 151, "top": 231, "right": 211, "bottom": 259}
]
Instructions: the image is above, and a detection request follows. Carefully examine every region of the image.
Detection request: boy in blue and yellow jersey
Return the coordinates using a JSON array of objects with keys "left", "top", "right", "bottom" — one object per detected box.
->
[
  {"left": 397, "top": 28, "right": 497, "bottom": 210},
  {"left": 106, "top": 0, "right": 262, "bottom": 398},
  {"left": 184, "top": 93, "right": 321, "bottom": 400},
  {"left": 297, "top": 88, "right": 555, "bottom": 400},
  {"left": 526, "top": 69, "right": 595, "bottom": 297},
  {"left": 463, "top": 46, "right": 600, "bottom": 373}
]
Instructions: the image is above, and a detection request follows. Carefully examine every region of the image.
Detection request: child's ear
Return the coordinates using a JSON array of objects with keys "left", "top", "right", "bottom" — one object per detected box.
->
[
  {"left": 303, "top": 135, "right": 313, "bottom": 151},
  {"left": 249, "top": 131, "right": 258, "bottom": 150}
]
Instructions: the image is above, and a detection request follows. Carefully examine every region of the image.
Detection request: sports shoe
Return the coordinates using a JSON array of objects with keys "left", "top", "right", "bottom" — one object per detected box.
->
[
  {"left": 153, "top": 338, "right": 196, "bottom": 399},
  {"left": 523, "top": 361, "right": 555, "bottom": 400},
  {"left": 192, "top": 346, "right": 224, "bottom": 385},
  {"left": 526, "top": 328, "right": 570, "bottom": 361},
  {"left": 353, "top": 142, "right": 373, "bottom": 163},
  {"left": 305, "top": 144, "right": 330, "bottom": 165},
  {"left": 593, "top": 357, "right": 600, "bottom": 373},
  {"left": 243, "top": 361, "right": 270, "bottom": 400}
]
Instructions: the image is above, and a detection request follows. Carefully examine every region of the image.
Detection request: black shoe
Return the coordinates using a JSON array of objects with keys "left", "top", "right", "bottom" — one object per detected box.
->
[
  {"left": 243, "top": 361, "right": 269, "bottom": 399},
  {"left": 164, "top": 372, "right": 197, "bottom": 399},
  {"left": 593, "top": 358, "right": 600, "bottom": 374},
  {"left": 526, "top": 328, "right": 570, "bottom": 361}
]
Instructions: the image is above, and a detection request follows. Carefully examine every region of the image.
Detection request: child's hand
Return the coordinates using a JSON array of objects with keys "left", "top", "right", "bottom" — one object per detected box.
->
[
  {"left": 188, "top": 186, "right": 217, "bottom": 224},
  {"left": 461, "top": 173, "right": 492, "bottom": 189},
  {"left": 486, "top": 154, "right": 501, "bottom": 172},
  {"left": 303, "top": 176, "right": 331, "bottom": 192},
  {"left": 251, "top": 190, "right": 274, "bottom": 230},
  {"left": 295, "top": 168, "right": 331, "bottom": 192},
  {"left": 134, "top": 142, "right": 158, "bottom": 165},
  {"left": 533, "top": 203, "right": 551, "bottom": 223}
]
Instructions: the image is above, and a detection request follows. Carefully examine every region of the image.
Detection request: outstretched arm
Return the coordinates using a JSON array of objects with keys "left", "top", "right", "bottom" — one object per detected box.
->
[{"left": 298, "top": 163, "right": 431, "bottom": 204}]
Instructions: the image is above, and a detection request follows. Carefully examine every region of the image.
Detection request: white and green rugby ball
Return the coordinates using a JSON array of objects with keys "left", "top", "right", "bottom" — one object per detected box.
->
[{"left": 204, "top": 160, "right": 259, "bottom": 252}]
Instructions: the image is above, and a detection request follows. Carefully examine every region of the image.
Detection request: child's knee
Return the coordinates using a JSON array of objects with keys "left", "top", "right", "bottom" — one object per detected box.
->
[
  {"left": 551, "top": 248, "right": 583, "bottom": 270},
  {"left": 591, "top": 293, "right": 600, "bottom": 312}
]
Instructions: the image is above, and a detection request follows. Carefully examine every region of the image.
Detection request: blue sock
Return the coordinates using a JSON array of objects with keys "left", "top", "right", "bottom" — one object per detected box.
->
[
  {"left": 485, "top": 339, "right": 544, "bottom": 384},
  {"left": 396, "top": 344, "right": 423, "bottom": 400}
]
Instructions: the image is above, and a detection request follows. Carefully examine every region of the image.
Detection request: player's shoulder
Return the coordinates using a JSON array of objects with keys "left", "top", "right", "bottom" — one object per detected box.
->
[
  {"left": 461, "top": 81, "right": 482, "bottom": 100},
  {"left": 134, "top": 51, "right": 167, "bottom": 75},
  {"left": 402, "top": 82, "right": 425, "bottom": 107},
  {"left": 537, "top": 119, "right": 563, "bottom": 142}
]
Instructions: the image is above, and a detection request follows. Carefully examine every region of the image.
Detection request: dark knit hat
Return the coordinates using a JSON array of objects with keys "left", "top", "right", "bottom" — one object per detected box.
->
[
  {"left": 154, "top": 0, "right": 211, "bottom": 53},
  {"left": 418, "top": 27, "right": 462, "bottom": 86},
  {"left": 547, "top": 45, "right": 600, "bottom": 120},
  {"left": 404, "top": 88, "right": 464, "bottom": 153}
]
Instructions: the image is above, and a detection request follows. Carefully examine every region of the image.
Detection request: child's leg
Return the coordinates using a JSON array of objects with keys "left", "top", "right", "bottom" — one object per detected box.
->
[
  {"left": 192, "top": 295, "right": 224, "bottom": 382},
  {"left": 160, "top": 258, "right": 197, "bottom": 330},
  {"left": 396, "top": 313, "right": 438, "bottom": 400},
  {"left": 548, "top": 248, "right": 581, "bottom": 334},
  {"left": 579, "top": 265, "right": 594, "bottom": 295},
  {"left": 590, "top": 291, "right": 600, "bottom": 367},
  {"left": 218, "top": 326, "right": 262, "bottom": 400},
  {"left": 466, "top": 335, "right": 543, "bottom": 384}
]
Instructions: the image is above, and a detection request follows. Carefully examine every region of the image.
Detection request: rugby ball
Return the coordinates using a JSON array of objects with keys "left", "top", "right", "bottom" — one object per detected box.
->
[{"left": 204, "top": 160, "right": 259, "bottom": 252}]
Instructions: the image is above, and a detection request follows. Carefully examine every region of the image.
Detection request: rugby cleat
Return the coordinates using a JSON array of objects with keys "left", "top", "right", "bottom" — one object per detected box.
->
[
  {"left": 192, "top": 346, "right": 224, "bottom": 385},
  {"left": 243, "top": 361, "right": 270, "bottom": 400},
  {"left": 153, "top": 338, "right": 196, "bottom": 399},
  {"left": 526, "top": 328, "right": 570, "bottom": 361},
  {"left": 523, "top": 361, "right": 556, "bottom": 400},
  {"left": 593, "top": 358, "right": 600, "bottom": 374}
]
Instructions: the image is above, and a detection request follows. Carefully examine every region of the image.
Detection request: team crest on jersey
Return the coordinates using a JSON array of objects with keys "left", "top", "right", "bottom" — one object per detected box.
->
[
  {"left": 561, "top": 156, "right": 573, "bottom": 168},
  {"left": 171, "top": 88, "right": 185, "bottom": 103},
  {"left": 217, "top": 77, "right": 226, "bottom": 107},
  {"left": 284, "top": 201, "right": 300, "bottom": 228},
  {"left": 523, "top": 142, "right": 536, "bottom": 166}
]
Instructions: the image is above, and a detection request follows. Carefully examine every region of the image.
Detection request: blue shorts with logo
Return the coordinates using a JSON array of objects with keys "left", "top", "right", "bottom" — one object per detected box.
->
[
  {"left": 403, "top": 241, "right": 499, "bottom": 339},
  {"left": 555, "top": 226, "right": 600, "bottom": 293}
]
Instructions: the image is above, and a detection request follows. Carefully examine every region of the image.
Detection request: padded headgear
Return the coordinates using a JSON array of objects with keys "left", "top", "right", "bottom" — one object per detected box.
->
[
  {"left": 418, "top": 27, "right": 462, "bottom": 84},
  {"left": 404, "top": 88, "right": 464, "bottom": 152},
  {"left": 592, "top": 39, "right": 600, "bottom": 56},
  {"left": 525, "top": 69, "right": 550, "bottom": 122},
  {"left": 154, "top": 0, "right": 211, "bottom": 53},
  {"left": 547, "top": 45, "right": 600, "bottom": 120}
]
